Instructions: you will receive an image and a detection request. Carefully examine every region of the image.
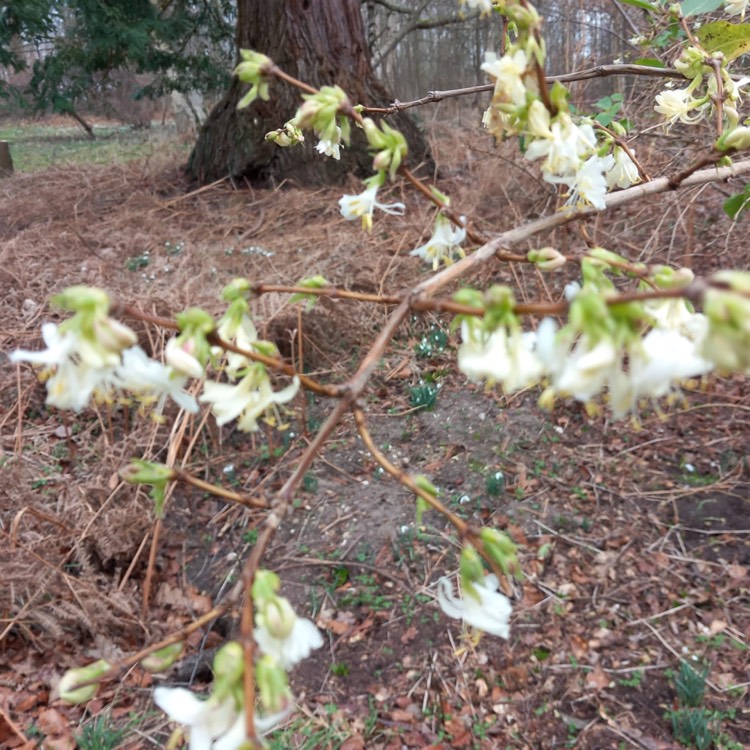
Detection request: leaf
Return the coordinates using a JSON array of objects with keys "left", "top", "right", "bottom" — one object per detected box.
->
[
  {"left": 633, "top": 58, "right": 667, "bottom": 67},
  {"left": 619, "top": 0, "right": 659, "bottom": 10},
  {"left": 723, "top": 183, "right": 750, "bottom": 220},
  {"left": 681, "top": 0, "right": 724, "bottom": 16},
  {"left": 696, "top": 21, "right": 750, "bottom": 61}
]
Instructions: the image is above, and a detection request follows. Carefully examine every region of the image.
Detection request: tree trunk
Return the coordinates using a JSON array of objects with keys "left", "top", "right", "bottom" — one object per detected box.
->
[{"left": 188, "top": 0, "right": 432, "bottom": 185}]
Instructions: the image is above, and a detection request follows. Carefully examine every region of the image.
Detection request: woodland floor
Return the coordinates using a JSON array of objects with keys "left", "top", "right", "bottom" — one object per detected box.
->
[{"left": 0, "top": 115, "right": 748, "bottom": 750}]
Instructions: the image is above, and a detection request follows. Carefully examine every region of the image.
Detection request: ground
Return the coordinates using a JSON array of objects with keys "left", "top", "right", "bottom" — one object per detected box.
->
[{"left": 0, "top": 115, "right": 748, "bottom": 750}]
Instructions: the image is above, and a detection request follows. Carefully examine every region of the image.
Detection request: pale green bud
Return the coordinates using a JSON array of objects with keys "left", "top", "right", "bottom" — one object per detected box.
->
[
  {"left": 527, "top": 247, "right": 566, "bottom": 271},
  {"left": 119, "top": 460, "right": 174, "bottom": 517},
  {"left": 480, "top": 528, "right": 521, "bottom": 579},
  {"left": 459, "top": 546, "right": 486, "bottom": 587},
  {"left": 222, "top": 278, "right": 252, "bottom": 303},
  {"left": 213, "top": 641, "right": 245, "bottom": 684},
  {"left": 252, "top": 570, "right": 281, "bottom": 604},
  {"left": 59, "top": 660, "right": 110, "bottom": 704},
  {"left": 256, "top": 655, "right": 290, "bottom": 713},
  {"left": 258, "top": 596, "right": 297, "bottom": 640},
  {"left": 140, "top": 642, "right": 184, "bottom": 673},
  {"left": 93, "top": 316, "right": 138, "bottom": 353},
  {"left": 51, "top": 286, "right": 110, "bottom": 314},
  {"left": 718, "top": 127, "right": 750, "bottom": 152}
]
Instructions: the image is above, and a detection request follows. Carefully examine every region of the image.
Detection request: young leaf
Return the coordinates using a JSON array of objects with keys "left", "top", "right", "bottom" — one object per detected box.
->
[
  {"left": 681, "top": 0, "right": 724, "bottom": 17},
  {"left": 723, "top": 184, "right": 750, "bottom": 220}
]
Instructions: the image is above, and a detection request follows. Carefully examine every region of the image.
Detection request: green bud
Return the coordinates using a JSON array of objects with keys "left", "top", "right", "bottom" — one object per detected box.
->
[
  {"left": 51, "top": 285, "right": 110, "bottom": 314},
  {"left": 252, "top": 570, "right": 281, "bottom": 604},
  {"left": 718, "top": 126, "right": 750, "bottom": 152},
  {"left": 256, "top": 655, "right": 290, "bottom": 713},
  {"left": 140, "top": 642, "right": 184, "bottom": 673},
  {"left": 414, "top": 475, "right": 438, "bottom": 496},
  {"left": 222, "top": 278, "right": 252, "bottom": 303},
  {"left": 213, "top": 641, "right": 245, "bottom": 684},
  {"left": 119, "top": 460, "right": 174, "bottom": 517},
  {"left": 527, "top": 247, "right": 566, "bottom": 271},
  {"left": 480, "top": 527, "right": 521, "bottom": 579},
  {"left": 258, "top": 596, "right": 297, "bottom": 640},
  {"left": 459, "top": 545, "right": 485, "bottom": 587},
  {"left": 59, "top": 660, "right": 111, "bottom": 704}
]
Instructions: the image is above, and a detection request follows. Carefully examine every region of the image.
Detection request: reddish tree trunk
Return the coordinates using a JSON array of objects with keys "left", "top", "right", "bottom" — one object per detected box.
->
[{"left": 188, "top": 0, "right": 431, "bottom": 185}]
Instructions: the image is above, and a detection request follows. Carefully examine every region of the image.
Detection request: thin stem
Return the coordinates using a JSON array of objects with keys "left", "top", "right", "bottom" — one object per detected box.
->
[
  {"left": 594, "top": 122, "right": 651, "bottom": 183},
  {"left": 174, "top": 468, "right": 269, "bottom": 508}
]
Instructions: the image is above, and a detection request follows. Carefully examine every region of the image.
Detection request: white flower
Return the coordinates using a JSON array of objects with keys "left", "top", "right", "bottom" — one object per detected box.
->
[
  {"left": 525, "top": 114, "right": 597, "bottom": 179},
  {"left": 216, "top": 313, "right": 258, "bottom": 381},
  {"left": 200, "top": 372, "right": 299, "bottom": 432},
  {"left": 551, "top": 154, "right": 614, "bottom": 211},
  {"left": 554, "top": 336, "right": 620, "bottom": 402},
  {"left": 458, "top": 322, "right": 543, "bottom": 393},
  {"left": 154, "top": 687, "right": 238, "bottom": 750},
  {"left": 154, "top": 687, "right": 287, "bottom": 750},
  {"left": 630, "top": 329, "right": 713, "bottom": 400},
  {"left": 463, "top": 0, "right": 494, "bottom": 13},
  {"left": 724, "top": 0, "right": 749, "bottom": 19},
  {"left": 255, "top": 615, "right": 323, "bottom": 670},
  {"left": 112, "top": 346, "right": 199, "bottom": 413},
  {"left": 411, "top": 214, "right": 466, "bottom": 269},
  {"left": 315, "top": 128, "right": 342, "bottom": 160},
  {"left": 655, "top": 87, "right": 707, "bottom": 126},
  {"left": 10, "top": 323, "right": 116, "bottom": 411},
  {"left": 338, "top": 183, "right": 405, "bottom": 231},
  {"left": 482, "top": 49, "right": 529, "bottom": 106},
  {"left": 437, "top": 574, "right": 512, "bottom": 638},
  {"left": 605, "top": 147, "right": 640, "bottom": 189}
]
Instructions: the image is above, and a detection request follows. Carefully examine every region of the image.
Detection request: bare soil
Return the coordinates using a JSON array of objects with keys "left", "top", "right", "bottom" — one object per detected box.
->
[{"left": 0, "top": 120, "right": 748, "bottom": 750}]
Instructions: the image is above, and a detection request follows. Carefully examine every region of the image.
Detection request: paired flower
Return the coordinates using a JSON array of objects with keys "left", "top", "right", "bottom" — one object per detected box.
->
[
  {"left": 457, "top": 321, "right": 543, "bottom": 393},
  {"left": 199, "top": 366, "right": 299, "bottom": 432},
  {"left": 437, "top": 574, "right": 512, "bottom": 639},
  {"left": 411, "top": 213, "right": 467, "bottom": 269}
]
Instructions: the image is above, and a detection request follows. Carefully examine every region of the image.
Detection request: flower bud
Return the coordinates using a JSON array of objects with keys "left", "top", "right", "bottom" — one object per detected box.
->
[
  {"left": 459, "top": 546, "right": 485, "bottom": 587},
  {"left": 140, "top": 643, "right": 184, "bottom": 673},
  {"left": 256, "top": 655, "right": 290, "bottom": 713},
  {"left": 165, "top": 337, "right": 204, "bottom": 379},
  {"left": 719, "top": 126, "right": 750, "bottom": 152},
  {"left": 213, "top": 641, "right": 245, "bottom": 684},
  {"left": 258, "top": 596, "right": 297, "bottom": 641},
  {"left": 93, "top": 316, "right": 138, "bottom": 353},
  {"left": 59, "top": 660, "right": 111, "bottom": 704},
  {"left": 480, "top": 528, "right": 521, "bottom": 578},
  {"left": 527, "top": 247, "right": 566, "bottom": 271}
]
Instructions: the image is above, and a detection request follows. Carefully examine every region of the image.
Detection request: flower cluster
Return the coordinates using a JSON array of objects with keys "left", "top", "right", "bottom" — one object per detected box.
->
[
  {"left": 479, "top": 3, "right": 640, "bottom": 210},
  {"left": 452, "top": 262, "right": 750, "bottom": 419},
  {"left": 9, "top": 283, "right": 299, "bottom": 433}
]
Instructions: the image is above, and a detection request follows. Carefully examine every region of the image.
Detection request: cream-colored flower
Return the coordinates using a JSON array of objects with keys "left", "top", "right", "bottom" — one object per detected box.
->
[
  {"left": 724, "top": 0, "right": 749, "bottom": 20},
  {"left": 255, "top": 596, "right": 324, "bottom": 670},
  {"left": 200, "top": 371, "right": 299, "bottom": 432},
  {"left": 655, "top": 87, "right": 708, "bottom": 126},
  {"left": 338, "top": 184, "right": 405, "bottom": 231},
  {"left": 482, "top": 49, "right": 529, "bottom": 107},
  {"left": 437, "top": 574, "right": 512, "bottom": 638},
  {"left": 411, "top": 214, "right": 466, "bottom": 269},
  {"left": 605, "top": 147, "right": 640, "bottom": 189}
]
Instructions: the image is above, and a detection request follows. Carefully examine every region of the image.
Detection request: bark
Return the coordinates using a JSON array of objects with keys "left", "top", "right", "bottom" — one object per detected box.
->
[{"left": 188, "top": 0, "right": 431, "bottom": 185}]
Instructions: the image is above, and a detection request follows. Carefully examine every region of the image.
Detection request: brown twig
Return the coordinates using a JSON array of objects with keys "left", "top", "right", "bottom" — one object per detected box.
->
[
  {"left": 593, "top": 122, "right": 652, "bottom": 183},
  {"left": 174, "top": 468, "right": 269, "bottom": 509}
]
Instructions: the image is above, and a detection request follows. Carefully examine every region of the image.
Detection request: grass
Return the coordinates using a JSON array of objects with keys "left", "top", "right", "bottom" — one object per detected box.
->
[{"left": 0, "top": 121, "right": 189, "bottom": 172}]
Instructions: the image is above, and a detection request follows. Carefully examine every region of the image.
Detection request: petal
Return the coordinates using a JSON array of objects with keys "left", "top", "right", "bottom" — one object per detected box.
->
[
  {"left": 436, "top": 578, "right": 465, "bottom": 620},
  {"left": 153, "top": 687, "right": 207, "bottom": 725}
]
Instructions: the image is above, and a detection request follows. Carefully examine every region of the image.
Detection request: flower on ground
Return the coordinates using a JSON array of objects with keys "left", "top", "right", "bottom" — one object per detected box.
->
[
  {"left": 457, "top": 321, "right": 543, "bottom": 393},
  {"left": 338, "top": 182, "right": 405, "bottom": 231},
  {"left": 605, "top": 147, "right": 640, "bottom": 189},
  {"left": 10, "top": 323, "right": 116, "bottom": 411},
  {"left": 255, "top": 595, "right": 324, "bottom": 670},
  {"left": 411, "top": 213, "right": 466, "bottom": 269},
  {"left": 437, "top": 574, "right": 512, "bottom": 638},
  {"left": 112, "top": 346, "right": 199, "bottom": 414},
  {"left": 200, "top": 367, "right": 299, "bottom": 432}
]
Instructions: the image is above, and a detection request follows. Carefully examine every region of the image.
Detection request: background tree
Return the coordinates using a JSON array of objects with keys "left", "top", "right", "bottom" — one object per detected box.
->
[
  {"left": 187, "top": 0, "right": 432, "bottom": 185},
  {"left": 0, "top": 0, "right": 235, "bottom": 131}
]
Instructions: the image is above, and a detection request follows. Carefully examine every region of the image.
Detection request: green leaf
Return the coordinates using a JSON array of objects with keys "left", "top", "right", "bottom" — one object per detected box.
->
[
  {"left": 723, "top": 184, "right": 750, "bottom": 220},
  {"left": 696, "top": 21, "right": 750, "bottom": 61},
  {"left": 633, "top": 58, "right": 667, "bottom": 67},
  {"left": 681, "top": 0, "right": 724, "bottom": 17},
  {"left": 618, "top": 0, "right": 659, "bottom": 10}
]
